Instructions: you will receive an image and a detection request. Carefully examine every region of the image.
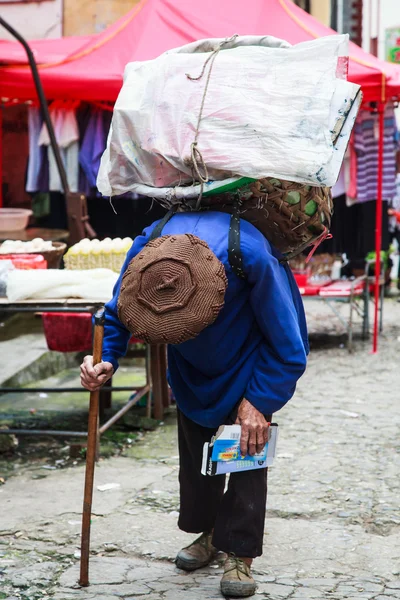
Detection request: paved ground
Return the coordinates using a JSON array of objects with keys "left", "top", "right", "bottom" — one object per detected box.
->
[
  {"left": 0, "top": 314, "right": 48, "bottom": 386},
  {"left": 0, "top": 299, "right": 400, "bottom": 599}
]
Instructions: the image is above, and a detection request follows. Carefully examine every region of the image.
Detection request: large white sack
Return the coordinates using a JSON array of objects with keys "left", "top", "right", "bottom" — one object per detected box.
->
[{"left": 97, "top": 34, "right": 357, "bottom": 197}]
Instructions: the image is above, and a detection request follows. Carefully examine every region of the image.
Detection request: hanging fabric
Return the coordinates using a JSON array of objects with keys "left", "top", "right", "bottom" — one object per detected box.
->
[
  {"left": 79, "top": 109, "right": 107, "bottom": 189},
  {"left": 38, "top": 104, "right": 80, "bottom": 193},
  {"left": 331, "top": 166, "right": 345, "bottom": 199},
  {"left": 26, "top": 107, "right": 47, "bottom": 193},
  {"left": 351, "top": 103, "right": 398, "bottom": 204}
]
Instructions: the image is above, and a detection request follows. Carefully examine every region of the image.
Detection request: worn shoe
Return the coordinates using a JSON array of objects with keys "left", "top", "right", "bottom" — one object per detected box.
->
[
  {"left": 220, "top": 555, "right": 257, "bottom": 597},
  {"left": 175, "top": 532, "right": 217, "bottom": 571}
]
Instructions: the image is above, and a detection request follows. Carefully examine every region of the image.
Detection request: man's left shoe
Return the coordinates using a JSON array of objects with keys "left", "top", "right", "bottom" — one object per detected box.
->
[
  {"left": 220, "top": 555, "right": 256, "bottom": 597},
  {"left": 175, "top": 532, "right": 217, "bottom": 571}
]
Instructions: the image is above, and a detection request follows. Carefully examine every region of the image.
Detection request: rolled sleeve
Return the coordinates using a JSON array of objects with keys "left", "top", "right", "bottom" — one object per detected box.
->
[{"left": 101, "top": 224, "right": 155, "bottom": 371}]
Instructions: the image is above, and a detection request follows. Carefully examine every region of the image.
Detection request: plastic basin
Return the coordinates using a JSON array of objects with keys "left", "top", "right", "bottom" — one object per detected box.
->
[
  {"left": 0, "top": 254, "right": 47, "bottom": 269},
  {"left": 0, "top": 208, "right": 33, "bottom": 232}
]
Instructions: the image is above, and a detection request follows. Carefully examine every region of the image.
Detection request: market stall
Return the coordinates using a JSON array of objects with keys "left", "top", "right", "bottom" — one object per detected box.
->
[
  {"left": 0, "top": 243, "right": 169, "bottom": 435},
  {"left": 0, "top": 297, "right": 169, "bottom": 427},
  {"left": 2, "top": 0, "right": 400, "bottom": 351}
]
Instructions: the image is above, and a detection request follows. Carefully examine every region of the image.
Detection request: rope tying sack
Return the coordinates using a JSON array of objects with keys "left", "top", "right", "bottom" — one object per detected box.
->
[{"left": 185, "top": 35, "right": 238, "bottom": 209}]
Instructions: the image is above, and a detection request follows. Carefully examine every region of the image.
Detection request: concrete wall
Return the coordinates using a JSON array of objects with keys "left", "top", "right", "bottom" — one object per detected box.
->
[
  {"left": 0, "top": 0, "right": 62, "bottom": 40},
  {"left": 63, "top": 0, "right": 141, "bottom": 36},
  {"left": 0, "top": 0, "right": 141, "bottom": 40},
  {"left": 291, "top": 0, "right": 331, "bottom": 26},
  {"left": 310, "top": 0, "right": 331, "bottom": 27},
  {"left": 362, "top": 0, "right": 400, "bottom": 60}
]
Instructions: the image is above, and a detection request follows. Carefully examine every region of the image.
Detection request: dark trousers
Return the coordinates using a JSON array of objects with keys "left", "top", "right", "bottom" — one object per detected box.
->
[{"left": 177, "top": 408, "right": 271, "bottom": 558}]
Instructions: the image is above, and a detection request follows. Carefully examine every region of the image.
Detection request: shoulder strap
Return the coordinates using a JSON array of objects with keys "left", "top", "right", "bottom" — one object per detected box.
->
[
  {"left": 228, "top": 208, "right": 246, "bottom": 280},
  {"left": 149, "top": 207, "right": 177, "bottom": 242},
  {"left": 149, "top": 204, "right": 246, "bottom": 279}
]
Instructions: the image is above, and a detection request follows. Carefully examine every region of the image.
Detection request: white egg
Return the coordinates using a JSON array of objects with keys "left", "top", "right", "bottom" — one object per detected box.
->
[
  {"left": 31, "top": 237, "right": 44, "bottom": 248},
  {"left": 113, "top": 240, "right": 124, "bottom": 251}
]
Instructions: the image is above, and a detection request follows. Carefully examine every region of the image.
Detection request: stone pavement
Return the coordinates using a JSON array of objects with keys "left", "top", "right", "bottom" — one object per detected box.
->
[{"left": 1, "top": 299, "right": 400, "bottom": 599}]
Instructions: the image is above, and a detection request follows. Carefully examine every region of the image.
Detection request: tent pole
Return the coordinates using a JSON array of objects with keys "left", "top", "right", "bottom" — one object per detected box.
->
[
  {"left": 0, "top": 17, "right": 95, "bottom": 244},
  {"left": 372, "top": 102, "right": 385, "bottom": 353},
  {"left": 0, "top": 105, "right": 3, "bottom": 208},
  {"left": 0, "top": 16, "right": 70, "bottom": 197}
]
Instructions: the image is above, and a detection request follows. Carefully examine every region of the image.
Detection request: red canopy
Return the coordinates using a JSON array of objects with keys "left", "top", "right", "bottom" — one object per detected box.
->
[
  {"left": 1, "top": 0, "right": 400, "bottom": 103},
  {"left": 0, "top": 35, "right": 92, "bottom": 66}
]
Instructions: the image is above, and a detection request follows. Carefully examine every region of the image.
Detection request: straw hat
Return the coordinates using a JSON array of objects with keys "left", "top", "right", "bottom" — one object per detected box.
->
[{"left": 118, "top": 234, "right": 228, "bottom": 344}]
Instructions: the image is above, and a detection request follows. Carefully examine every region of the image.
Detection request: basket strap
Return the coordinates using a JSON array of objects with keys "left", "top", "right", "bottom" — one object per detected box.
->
[
  {"left": 228, "top": 208, "right": 246, "bottom": 280},
  {"left": 149, "top": 204, "right": 247, "bottom": 280},
  {"left": 149, "top": 206, "right": 178, "bottom": 241}
]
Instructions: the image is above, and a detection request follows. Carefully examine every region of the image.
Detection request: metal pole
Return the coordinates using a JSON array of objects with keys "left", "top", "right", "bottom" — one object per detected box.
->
[
  {"left": 377, "top": 0, "right": 381, "bottom": 58},
  {"left": 0, "top": 429, "right": 87, "bottom": 437},
  {"left": 0, "top": 17, "right": 70, "bottom": 196},
  {"left": 372, "top": 103, "right": 385, "bottom": 353},
  {"left": 369, "top": 0, "right": 373, "bottom": 52},
  {"left": 0, "top": 105, "right": 3, "bottom": 208},
  {"left": 0, "top": 386, "right": 140, "bottom": 393},
  {"left": 99, "top": 385, "right": 149, "bottom": 434},
  {"left": 337, "top": 0, "right": 343, "bottom": 34}
]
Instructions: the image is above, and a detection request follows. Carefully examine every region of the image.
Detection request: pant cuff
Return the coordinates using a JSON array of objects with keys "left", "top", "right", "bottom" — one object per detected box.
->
[
  {"left": 211, "top": 536, "right": 263, "bottom": 559},
  {"left": 178, "top": 518, "right": 214, "bottom": 535}
]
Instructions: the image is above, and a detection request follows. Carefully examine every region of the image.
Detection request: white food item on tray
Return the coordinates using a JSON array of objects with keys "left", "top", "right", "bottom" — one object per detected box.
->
[
  {"left": 63, "top": 237, "right": 133, "bottom": 272},
  {"left": 6, "top": 268, "right": 118, "bottom": 302},
  {"left": 0, "top": 238, "right": 54, "bottom": 254}
]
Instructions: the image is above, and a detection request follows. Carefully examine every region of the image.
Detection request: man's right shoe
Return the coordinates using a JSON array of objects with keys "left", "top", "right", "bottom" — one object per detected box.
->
[
  {"left": 220, "top": 555, "right": 257, "bottom": 597},
  {"left": 175, "top": 532, "right": 217, "bottom": 571}
]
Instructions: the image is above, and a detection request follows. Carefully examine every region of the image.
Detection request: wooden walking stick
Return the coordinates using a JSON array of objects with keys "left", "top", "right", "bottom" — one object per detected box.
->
[{"left": 79, "top": 307, "right": 105, "bottom": 587}]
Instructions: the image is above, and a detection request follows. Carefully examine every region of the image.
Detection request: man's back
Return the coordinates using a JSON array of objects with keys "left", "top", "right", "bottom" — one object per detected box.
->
[{"left": 102, "top": 211, "right": 308, "bottom": 428}]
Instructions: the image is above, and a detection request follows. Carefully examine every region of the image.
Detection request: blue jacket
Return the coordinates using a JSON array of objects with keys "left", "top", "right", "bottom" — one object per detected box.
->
[{"left": 102, "top": 211, "right": 308, "bottom": 428}]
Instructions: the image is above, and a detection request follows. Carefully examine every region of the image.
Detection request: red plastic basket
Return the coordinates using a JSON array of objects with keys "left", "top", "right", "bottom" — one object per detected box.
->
[
  {"left": 0, "top": 253, "right": 47, "bottom": 269},
  {"left": 293, "top": 271, "right": 309, "bottom": 287},
  {"left": 42, "top": 314, "right": 144, "bottom": 353},
  {"left": 42, "top": 313, "right": 92, "bottom": 353}
]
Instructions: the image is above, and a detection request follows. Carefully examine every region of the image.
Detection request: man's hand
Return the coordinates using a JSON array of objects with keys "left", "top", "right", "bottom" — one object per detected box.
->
[
  {"left": 80, "top": 355, "right": 114, "bottom": 391},
  {"left": 235, "top": 398, "right": 270, "bottom": 457}
]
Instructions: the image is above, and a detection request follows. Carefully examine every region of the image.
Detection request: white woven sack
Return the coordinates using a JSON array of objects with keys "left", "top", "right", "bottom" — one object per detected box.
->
[{"left": 98, "top": 34, "right": 357, "bottom": 197}]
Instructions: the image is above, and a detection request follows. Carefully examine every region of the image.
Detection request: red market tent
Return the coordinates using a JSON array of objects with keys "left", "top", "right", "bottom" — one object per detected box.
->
[
  {"left": 1, "top": 0, "right": 400, "bottom": 103},
  {"left": 0, "top": 35, "right": 91, "bottom": 66},
  {"left": 1, "top": 0, "right": 400, "bottom": 351}
]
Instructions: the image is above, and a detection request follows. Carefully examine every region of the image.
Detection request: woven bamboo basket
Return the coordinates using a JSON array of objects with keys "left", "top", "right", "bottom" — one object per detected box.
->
[
  {"left": 26, "top": 242, "right": 67, "bottom": 269},
  {"left": 0, "top": 241, "right": 67, "bottom": 269},
  {"left": 37, "top": 242, "right": 67, "bottom": 269},
  {"left": 195, "top": 178, "right": 333, "bottom": 258}
]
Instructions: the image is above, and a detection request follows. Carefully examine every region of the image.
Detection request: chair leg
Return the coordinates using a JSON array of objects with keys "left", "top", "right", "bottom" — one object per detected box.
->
[
  {"left": 99, "top": 376, "right": 112, "bottom": 419},
  {"left": 150, "top": 344, "right": 163, "bottom": 420},
  {"left": 348, "top": 296, "right": 354, "bottom": 352},
  {"left": 145, "top": 345, "right": 152, "bottom": 419},
  {"left": 363, "top": 286, "right": 369, "bottom": 340},
  {"left": 159, "top": 344, "right": 169, "bottom": 408}
]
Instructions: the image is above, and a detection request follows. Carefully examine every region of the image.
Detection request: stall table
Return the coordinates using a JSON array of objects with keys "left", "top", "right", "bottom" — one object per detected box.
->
[
  {"left": 299, "top": 274, "right": 384, "bottom": 351},
  {"left": 0, "top": 298, "right": 169, "bottom": 440},
  {"left": 0, "top": 228, "right": 70, "bottom": 243}
]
